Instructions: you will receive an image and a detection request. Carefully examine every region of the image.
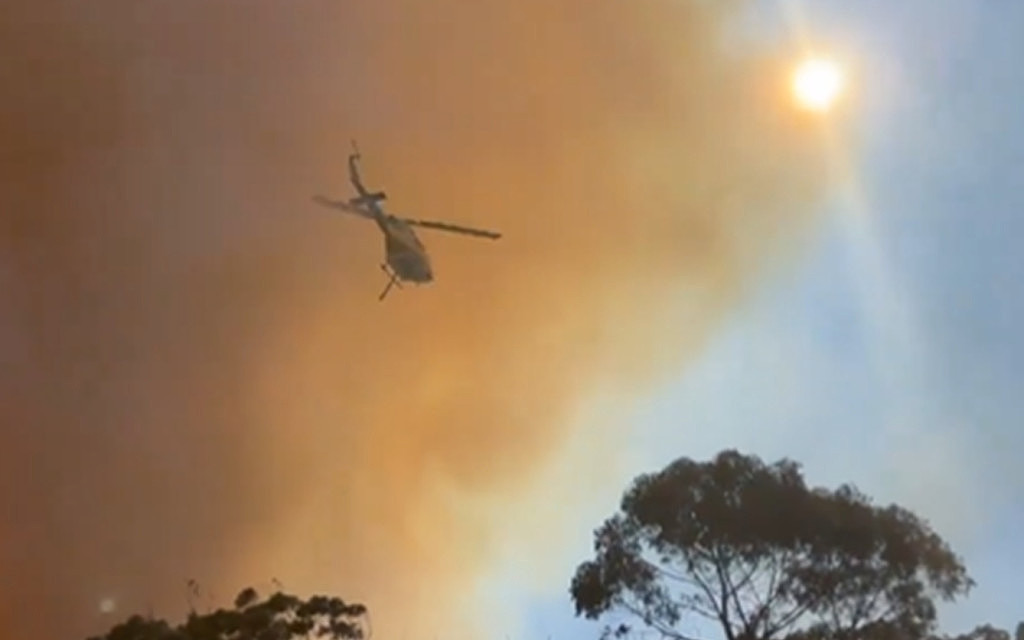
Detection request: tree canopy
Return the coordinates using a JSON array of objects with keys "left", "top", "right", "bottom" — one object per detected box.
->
[
  {"left": 940, "top": 625, "right": 1013, "bottom": 640},
  {"left": 569, "top": 449, "right": 974, "bottom": 640},
  {"left": 86, "top": 586, "right": 369, "bottom": 640}
]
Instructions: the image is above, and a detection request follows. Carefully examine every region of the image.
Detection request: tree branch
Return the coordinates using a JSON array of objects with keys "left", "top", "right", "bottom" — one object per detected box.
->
[
  {"left": 711, "top": 549, "right": 751, "bottom": 635},
  {"left": 619, "top": 597, "right": 706, "bottom": 640}
]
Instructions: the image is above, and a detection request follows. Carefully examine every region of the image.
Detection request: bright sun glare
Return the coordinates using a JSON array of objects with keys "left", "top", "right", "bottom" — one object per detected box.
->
[{"left": 791, "top": 57, "right": 844, "bottom": 112}]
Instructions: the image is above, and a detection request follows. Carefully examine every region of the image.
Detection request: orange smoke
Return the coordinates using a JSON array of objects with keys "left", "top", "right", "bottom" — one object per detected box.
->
[{"left": 0, "top": 1, "right": 828, "bottom": 638}]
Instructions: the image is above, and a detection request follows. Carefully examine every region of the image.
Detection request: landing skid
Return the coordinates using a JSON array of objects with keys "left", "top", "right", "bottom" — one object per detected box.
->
[{"left": 378, "top": 264, "right": 403, "bottom": 301}]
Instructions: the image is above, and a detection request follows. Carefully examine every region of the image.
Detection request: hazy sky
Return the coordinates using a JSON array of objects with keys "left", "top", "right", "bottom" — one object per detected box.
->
[
  {"left": 511, "top": 1, "right": 1024, "bottom": 638},
  {"left": 1, "top": 0, "right": 1021, "bottom": 639}
]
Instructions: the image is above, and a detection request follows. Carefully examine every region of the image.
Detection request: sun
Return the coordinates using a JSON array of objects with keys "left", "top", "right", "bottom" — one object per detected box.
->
[{"left": 791, "top": 57, "right": 845, "bottom": 112}]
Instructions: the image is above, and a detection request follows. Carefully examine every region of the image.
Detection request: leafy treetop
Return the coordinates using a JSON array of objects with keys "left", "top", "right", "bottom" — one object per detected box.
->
[
  {"left": 940, "top": 625, "right": 1012, "bottom": 640},
  {"left": 570, "top": 449, "right": 974, "bottom": 640},
  {"left": 86, "top": 586, "right": 369, "bottom": 640}
]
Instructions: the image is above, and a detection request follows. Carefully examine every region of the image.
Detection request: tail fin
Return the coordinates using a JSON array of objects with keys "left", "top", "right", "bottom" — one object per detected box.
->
[{"left": 347, "top": 141, "right": 372, "bottom": 197}]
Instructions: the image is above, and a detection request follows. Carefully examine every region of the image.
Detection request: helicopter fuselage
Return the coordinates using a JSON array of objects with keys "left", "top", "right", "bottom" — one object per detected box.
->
[{"left": 380, "top": 216, "right": 433, "bottom": 283}]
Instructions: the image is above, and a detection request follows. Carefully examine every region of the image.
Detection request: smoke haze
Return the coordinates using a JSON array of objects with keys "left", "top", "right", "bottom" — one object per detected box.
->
[{"left": 0, "top": 1, "right": 829, "bottom": 637}]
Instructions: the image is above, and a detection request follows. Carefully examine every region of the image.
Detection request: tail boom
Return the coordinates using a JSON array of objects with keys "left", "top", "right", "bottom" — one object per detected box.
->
[{"left": 349, "top": 191, "right": 387, "bottom": 207}]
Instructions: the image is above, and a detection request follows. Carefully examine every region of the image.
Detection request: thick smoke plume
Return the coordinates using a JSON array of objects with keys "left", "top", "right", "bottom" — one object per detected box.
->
[{"left": 0, "top": 1, "right": 829, "bottom": 638}]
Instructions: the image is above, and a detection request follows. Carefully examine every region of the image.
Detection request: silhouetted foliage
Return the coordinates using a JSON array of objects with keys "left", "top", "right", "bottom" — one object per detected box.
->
[
  {"left": 938, "top": 625, "right": 1012, "bottom": 640},
  {"left": 86, "top": 586, "right": 369, "bottom": 640},
  {"left": 569, "top": 450, "right": 974, "bottom": 640}
]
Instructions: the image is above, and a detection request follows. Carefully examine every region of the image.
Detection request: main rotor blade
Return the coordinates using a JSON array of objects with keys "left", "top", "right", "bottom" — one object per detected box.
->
[
  {"left": 311, "top": 195, "right": 375, "bottom": 220},
  {"left": 401, "top": 218, "right": 502, "bottom": 239}
]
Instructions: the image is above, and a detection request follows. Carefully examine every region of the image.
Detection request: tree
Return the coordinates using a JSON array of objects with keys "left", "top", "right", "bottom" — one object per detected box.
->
[
  {"left": 940, "top": 625, "right": 1011, "bottom": 640},
  {"left": 86, "top": 586, "right": 370, "bottom": 640},
  {"left": 569, "top": 450, "right": 974, "bottom": 640}
]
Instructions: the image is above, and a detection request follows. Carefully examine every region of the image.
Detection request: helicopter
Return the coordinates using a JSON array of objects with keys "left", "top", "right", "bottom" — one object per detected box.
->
[{"left": 312, "top": 141, "right": 502, "bottom": 300}]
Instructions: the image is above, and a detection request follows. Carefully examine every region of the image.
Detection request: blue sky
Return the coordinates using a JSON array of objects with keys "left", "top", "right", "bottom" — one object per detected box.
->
[{"left": 492, "top": 1, "right": 1024, "bottom": 638}]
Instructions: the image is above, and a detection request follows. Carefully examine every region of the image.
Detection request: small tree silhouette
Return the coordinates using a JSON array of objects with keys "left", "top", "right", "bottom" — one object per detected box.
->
[{"left": 87, "top": 585, "right": 369, "bottom": 640}]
